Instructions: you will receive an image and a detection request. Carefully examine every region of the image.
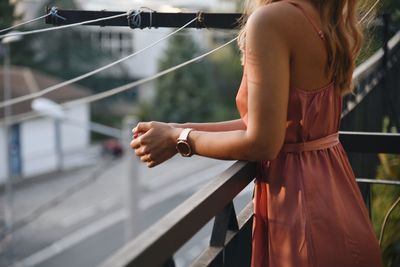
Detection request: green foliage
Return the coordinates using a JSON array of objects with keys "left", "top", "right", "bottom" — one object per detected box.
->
[
  {"left": 373, "top": 118, "right": 400, "bottom": 267},
  {"left": 357, "top": 0, "right": 400, "bottom": 65},
  {"left": 11, "top": 29, "right": 107, "bottom": 80},
  {"left": 374, "top": 155, "right": 400, "bottom": 267},
  {"left": 150, "top": 33, "right": 216, "bottom": 123},
  {"left": 208, "top": 45, "right": 243, "bottom": 121},
  {"left": 8, "top": 0, "right": 117, "bottom": 84},
  {"left": 4, "top": 0, "right": 130, "bottom": 99},
  {"left": 140, "top": 33, "right": 242, "bottom": 123},
  {"left": 0, "top": 0, "right": 18, "bottom": 30}
]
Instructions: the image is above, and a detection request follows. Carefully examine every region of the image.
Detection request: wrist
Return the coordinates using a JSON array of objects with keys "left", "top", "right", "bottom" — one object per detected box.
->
[
  {"left": 170, "top": 126, "right": 182, "bottom": 143},
  {"left": 175, "top": 128, "right": 194, "bottom": 157},
  {"left": 168, "top": 122, "right": 185, "bottom": 128},
  {"left": 169, "top": 127, "right": 183, "bottom": 156}
]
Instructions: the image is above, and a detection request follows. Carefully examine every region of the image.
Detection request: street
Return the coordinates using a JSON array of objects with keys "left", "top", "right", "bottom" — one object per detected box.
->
[{"left": 0, "top": 153, "right": 253, "bottom": 267}]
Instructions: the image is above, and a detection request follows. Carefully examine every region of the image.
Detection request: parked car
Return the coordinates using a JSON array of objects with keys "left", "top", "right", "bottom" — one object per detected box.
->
[{"left": 101, "top": 139, "right": 124, "bottom": 157}]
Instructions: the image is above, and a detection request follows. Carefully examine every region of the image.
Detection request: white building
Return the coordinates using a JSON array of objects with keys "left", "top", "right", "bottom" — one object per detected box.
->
[{"left": 0, "top": 66, "right": 91, "bottom": 184}]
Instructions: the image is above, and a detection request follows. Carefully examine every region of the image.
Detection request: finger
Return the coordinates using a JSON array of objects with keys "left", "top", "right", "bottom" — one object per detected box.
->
[
  {"left": 135, "top": 148, "right": 146, "bottom": 157},
  {"left": 135, "top": 145, "right": 148, "bottom": 157},
  {"left": 132, "top": 127, "right": 143, "bottom": 139},
  {"left": 136, "top": 122, "right": 153, "bottom": 134},
  {"left": 140, "top": 153, "right": 153, "bottom": 162},
  {"left": 147, "top": 160, "right": 157, "bottom": 168},
  {"left": 135, "top": 129, "right": 154, "bottom": 146},
  {"left": 132, "top": 131, "right": 139, "bottom": 139},
  {"left": 130, "top": 138, "right": 140, "bottom": 149}
]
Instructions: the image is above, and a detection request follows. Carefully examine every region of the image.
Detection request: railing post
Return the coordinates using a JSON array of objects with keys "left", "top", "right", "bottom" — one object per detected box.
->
[
  {"left": 358, "top": 183, "right": 372, "bottom": 218},
  {"left": 382, "top": 12, "right": 400, "bottom": 131},
  {"left": 123, "top": 116, "right": 140, "bottom": 242},
  {"left": 210, "top": 201, "right": 239, "bottom": 247},
  {"left": 162, "top": 257, "right": 176, "bottom": 267},
  {"left": 383, "top": 13, "right": 390, "bottom": 68}
]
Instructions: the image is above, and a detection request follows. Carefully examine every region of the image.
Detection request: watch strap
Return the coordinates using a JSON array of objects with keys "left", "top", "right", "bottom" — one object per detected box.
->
[{"left": 178, "top": 128, "right": 193, "bottom": 141}]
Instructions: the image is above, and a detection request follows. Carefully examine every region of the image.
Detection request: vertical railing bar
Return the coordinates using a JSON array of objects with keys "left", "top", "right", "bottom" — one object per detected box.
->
[
  {"left": 228, "top": 203, "right": 239, "bottom": 232},
  {"left": 162, "top": 257, "right": 176, "bottom": 267},
  {"left": 358, "top": 182, "right": 372, "bottom": 219},
  {"left": 210, "top": 201, "right": 238, "bottom": 247},
  {"left": 382, "top": 13, "right": 400, "bottom": 130}
]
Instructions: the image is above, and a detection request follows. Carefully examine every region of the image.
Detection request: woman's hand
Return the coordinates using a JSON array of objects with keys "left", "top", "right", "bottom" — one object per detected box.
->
[{"left": 130, "top": 121, "right": 181, "bottom": 168}]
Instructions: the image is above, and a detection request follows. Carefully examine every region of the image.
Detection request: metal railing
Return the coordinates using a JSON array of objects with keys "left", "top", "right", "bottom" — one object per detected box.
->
[
  {"left": 100, "top": 132, "right": 400, "bottom": 267},
  {"left": 102, "top": 161, "right": 256, "bottom": 267}
]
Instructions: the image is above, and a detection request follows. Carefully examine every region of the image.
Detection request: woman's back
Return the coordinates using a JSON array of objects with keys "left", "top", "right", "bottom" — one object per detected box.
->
[
  {"left": 237, "top": 0, "right": 342, "bottom": 141},
  {"left": 236, "top": 1, "right": 383, "bottom": 267},
  {"left": 283, "top": 0, "right": 334, "bottom": 92}
]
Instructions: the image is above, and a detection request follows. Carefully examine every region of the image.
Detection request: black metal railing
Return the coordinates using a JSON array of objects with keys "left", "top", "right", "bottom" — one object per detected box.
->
[
  {"left": 102, "top": 161, "right": 255, "bottom": 267},
  {"left": 99, "top": 132, "right": 400, "bottom": 267}
]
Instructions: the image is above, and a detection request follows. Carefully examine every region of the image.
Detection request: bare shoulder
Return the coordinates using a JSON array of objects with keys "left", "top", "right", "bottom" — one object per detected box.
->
[
  {"left": 247, "top": 2, "right": 298, "bottom": 28},
  {"left": 246, "top": 2, "right": 300, "bottom": 46}
]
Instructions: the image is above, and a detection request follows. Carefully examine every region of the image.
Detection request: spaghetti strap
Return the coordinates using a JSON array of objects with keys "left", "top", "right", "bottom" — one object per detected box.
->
[{"left": 282, "top": 0, "right": 325, "bottom": 40}]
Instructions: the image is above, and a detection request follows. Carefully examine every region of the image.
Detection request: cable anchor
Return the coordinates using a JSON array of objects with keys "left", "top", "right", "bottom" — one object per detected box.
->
[
  {"left": 49, "top": 7, "right": 67, "bottom": 25},
  {"left": 128, "top": 9, "right": 143, "bottom": 29},
  {"left": 196, "top": 11, "right": 206, "bottom": 29}
]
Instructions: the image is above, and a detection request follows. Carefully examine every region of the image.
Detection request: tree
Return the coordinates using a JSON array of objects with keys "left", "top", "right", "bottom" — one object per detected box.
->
[
  {"left": 0, "top": 0, "right": 18, "bottom": 30},
  {"left": 10, "top": 0, "right": 111, "bottom": 82},
  {"left": 0, "top": 0, "right": 19, "bottom": 65},
  {"left": 142, "top": 33, "right": 219, "bottom": 123},
  {"left": 208, "top": 45, "right": 243, "bottom": 121}
]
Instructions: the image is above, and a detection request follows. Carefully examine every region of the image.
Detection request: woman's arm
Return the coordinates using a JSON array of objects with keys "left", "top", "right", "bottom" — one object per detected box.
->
[
  {"left": 169, "top": 119, "right": 246, "bottom": 132},
  {"left": 131, "top": 4, "right": 290, "bottom": 167}
]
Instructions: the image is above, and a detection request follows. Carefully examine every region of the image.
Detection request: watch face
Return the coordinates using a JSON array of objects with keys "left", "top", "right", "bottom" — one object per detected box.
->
[{"left": 177, "top": 141, "right": 191, "bottom": 156}]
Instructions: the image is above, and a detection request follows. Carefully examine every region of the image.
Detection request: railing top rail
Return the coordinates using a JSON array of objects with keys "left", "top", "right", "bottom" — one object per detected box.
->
[
  {"left": 356, "top": 178, "right": 400, "bottom": 186},
  {"left": 100, "top": 161, "right": 256, "bottom": 267},
  {"left": 100, "top": 131, "right": 400, "bottom": 267},
  {"left": 44, "top": 9, "right": 243, "bottom": 29},
  {"left": 352, "top": 31, "right": 400, "bottom": 86},
  {"left": 340, "top": 131, "right": 400, "bottom": 154}
]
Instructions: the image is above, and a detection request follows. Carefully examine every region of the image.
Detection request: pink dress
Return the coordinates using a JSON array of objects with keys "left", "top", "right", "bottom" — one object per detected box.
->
[{"left": 235, "top": 2, "right": 383, "bottom": 267}]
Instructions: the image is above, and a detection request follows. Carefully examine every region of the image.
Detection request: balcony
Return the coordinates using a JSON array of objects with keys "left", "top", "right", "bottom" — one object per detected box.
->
[{"left": 100, "top": 30, "right": 400, "bottom": 267}]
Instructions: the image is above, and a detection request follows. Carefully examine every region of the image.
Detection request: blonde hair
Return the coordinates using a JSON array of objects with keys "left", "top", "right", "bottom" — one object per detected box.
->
[{"left": 238, "top": 0, "right": 376, "bottom": 94}]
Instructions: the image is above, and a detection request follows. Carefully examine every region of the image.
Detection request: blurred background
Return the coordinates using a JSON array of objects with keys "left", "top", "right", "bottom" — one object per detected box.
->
[{"left": 0, "top": 0, "right": 399, "bottom": 266}]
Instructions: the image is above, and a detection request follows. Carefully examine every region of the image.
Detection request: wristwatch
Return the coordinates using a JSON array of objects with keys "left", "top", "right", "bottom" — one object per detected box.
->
[{"left": 176, "top": 128, "right": 194, "bottom": 157}]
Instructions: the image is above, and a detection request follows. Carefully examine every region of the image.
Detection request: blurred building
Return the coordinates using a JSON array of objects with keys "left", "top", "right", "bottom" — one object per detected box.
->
[
  {"left": 0, "top": 66, "right": 90, "bottom": 183},
  {"left": 15, "top": 0, "right": 236, "bottom": 101}
]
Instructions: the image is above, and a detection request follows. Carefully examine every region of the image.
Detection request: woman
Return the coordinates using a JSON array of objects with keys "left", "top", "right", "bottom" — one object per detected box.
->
[{"left": 130, "top": 0, "right": 383, "bottom": 266}]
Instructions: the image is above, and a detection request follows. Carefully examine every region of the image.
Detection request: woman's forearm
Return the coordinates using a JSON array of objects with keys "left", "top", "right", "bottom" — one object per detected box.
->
[
  {"left": 170, "top": 119, "right": 246, "bottom": 132},
  {"left": 188, "top": 130, "right": 280, "bottom": 162}
]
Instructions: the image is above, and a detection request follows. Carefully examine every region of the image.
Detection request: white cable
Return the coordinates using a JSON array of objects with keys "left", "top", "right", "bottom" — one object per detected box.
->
[
  {"left": 0, "top": 17, "right": 198, "bottom": 109},
  {"left": 0, "top": 12, "right": 127, "bottom": 39},
  {"left": 64, "top": 37, "right": 238, "bottom": 107},
  {"left": 2, "top": 37, "right": 237, "bottom": 126},
  {"left": 359, "top": 0, "right": 381, "bottom": 24},
  {"left": 0, "top": 13, "right": 51, "bottom": 34}
]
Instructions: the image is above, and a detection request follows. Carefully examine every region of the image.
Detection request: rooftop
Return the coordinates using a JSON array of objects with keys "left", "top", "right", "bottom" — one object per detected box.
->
[{"left": 0, "top": 66, "right": 90, "bottom": 120}]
